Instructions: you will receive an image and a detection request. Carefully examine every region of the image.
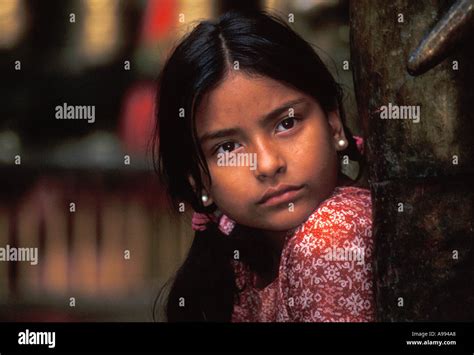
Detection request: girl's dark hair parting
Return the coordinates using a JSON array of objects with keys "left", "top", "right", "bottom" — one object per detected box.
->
[{"left": 152, "top": 10, "right": 364, "bottom": 322}]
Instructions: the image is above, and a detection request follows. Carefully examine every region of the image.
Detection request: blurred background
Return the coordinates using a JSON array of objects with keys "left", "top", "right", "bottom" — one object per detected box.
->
[{"left": 0, "top": 0, "right": 359, "bottom": 321}]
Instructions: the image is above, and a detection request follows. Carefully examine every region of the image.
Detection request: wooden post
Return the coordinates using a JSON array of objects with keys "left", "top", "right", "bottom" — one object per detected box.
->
[{"left": 350, "top": 0, "right": 474, "bottom": 321}]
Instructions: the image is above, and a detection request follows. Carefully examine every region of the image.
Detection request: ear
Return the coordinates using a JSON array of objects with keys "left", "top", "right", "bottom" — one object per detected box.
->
[
  {"left": 327, "top": 109, "right": 348, "bottom": 151},
  {"left": 188, "top": 175, "right": 214, "bottom": 207}
]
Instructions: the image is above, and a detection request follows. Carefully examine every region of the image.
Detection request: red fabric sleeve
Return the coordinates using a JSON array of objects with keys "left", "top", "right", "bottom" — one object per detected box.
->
[{"left": 278, "top": 189, "right": 375, "bottom": 322}]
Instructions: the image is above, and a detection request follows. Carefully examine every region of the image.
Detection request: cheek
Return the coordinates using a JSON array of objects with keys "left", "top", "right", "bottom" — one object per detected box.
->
[
  {"left": 207, "top": 165, "right": 250, "bottom": 206},
  {"left": 289, "top": 122, "right": 338, "bottom": 203},
  {"left": 289, "top": 121, "right": 334, "bottom": 171}
]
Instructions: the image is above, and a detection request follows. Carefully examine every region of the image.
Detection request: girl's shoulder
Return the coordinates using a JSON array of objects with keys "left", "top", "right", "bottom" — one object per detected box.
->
[
  {"left": 291, "top": 185, "right": 372, "bottom": 238},
  {"left": 278, "top": 186, "right": 375, "bottom": 321},
  {"left": 324, "top": 185, "right": 371, "bottom": 209},
  {"left": 281, "top": 185, "right": 373, "bottom": 270}
]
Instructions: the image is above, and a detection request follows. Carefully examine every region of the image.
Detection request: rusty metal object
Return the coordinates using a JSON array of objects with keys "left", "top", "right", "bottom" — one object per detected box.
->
[
  {"left": 350, "top": 0, "right": 474, "bottom": 321},
  {"left": 408, "top": 0, "right": 474, "bottom": 75}
]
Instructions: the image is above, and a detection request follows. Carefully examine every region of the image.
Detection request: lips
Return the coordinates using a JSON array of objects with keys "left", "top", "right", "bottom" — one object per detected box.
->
[{"left": 257, "top": 184, "right": 304, "bottom": 206}]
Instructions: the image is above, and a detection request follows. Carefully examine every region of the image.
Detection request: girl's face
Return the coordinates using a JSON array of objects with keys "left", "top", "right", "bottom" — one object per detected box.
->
[{"left": 194, "top": 72, "right": 347, "bottom": 232}]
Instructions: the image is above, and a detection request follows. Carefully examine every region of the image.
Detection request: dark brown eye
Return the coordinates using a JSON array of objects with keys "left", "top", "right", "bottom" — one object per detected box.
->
[
  {"left": 216, "top": 141, "right": 241, "bottom": 154},
  {"left": 276, "top": 117, "right": 296, "bottom": 132},
  {"left": 223, "top": 142, "right": 236, "bottom": 151}
]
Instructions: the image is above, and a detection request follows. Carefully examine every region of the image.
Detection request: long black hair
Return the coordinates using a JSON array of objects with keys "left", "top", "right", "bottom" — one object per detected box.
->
[{"left": 152, "top": 10, "right": 364, "bottom": 322}]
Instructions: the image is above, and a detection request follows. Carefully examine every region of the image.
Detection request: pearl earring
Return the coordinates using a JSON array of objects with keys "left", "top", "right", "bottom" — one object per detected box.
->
[
  {"left": 201, "top": 194, "right": 208, "bottom": 203},
  {"left": 337, "top": 138, "right": 346, "bottom": 148}
]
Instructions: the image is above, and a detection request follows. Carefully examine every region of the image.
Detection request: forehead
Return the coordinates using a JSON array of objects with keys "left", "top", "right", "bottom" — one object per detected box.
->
[{"left": 195, "top": 72, "right": 304, "bottom": 133}]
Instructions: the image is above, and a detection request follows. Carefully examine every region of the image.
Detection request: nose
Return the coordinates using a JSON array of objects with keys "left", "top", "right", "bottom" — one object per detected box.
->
[{"left": 253, "top": 138, "right": 286, "bottom": 181}]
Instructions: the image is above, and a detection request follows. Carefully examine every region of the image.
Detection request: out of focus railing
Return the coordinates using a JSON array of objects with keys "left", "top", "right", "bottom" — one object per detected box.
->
[{"left": 0, "top": 156, "right": 193, "bottom": 321}]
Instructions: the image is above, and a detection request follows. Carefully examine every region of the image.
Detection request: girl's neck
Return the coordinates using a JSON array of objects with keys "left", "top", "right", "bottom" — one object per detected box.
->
[
  {"left": 253, "top": 230, "right": 287, "bottom": 289},
  {"left": 262, "top": 229, "right": 289, "bottom": 255}
]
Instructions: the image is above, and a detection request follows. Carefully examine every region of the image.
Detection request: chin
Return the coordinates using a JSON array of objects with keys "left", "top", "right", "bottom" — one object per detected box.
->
[{"left": 261, "top": 205, "right": 315, "bottom": 231}]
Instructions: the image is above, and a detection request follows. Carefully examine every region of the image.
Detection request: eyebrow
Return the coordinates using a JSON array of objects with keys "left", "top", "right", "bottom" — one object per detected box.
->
[{"left": 199, "top": 97, "right": 307, "bottom": 144}]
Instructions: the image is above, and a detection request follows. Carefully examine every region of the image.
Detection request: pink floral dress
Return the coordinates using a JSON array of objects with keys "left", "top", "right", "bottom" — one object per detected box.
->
[{"left": 231, "top": 186, "right": 375, "bottom": 322}]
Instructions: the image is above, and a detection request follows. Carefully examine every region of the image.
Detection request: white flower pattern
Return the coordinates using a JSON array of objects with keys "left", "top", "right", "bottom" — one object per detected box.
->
[{"left": 231, "top": 186, "right": 375, "bottom": 322}]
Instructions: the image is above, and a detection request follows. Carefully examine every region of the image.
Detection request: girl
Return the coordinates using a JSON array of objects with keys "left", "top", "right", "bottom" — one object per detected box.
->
[{"left": 154, "top": 10, "right": 374, "bottom": 322}]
